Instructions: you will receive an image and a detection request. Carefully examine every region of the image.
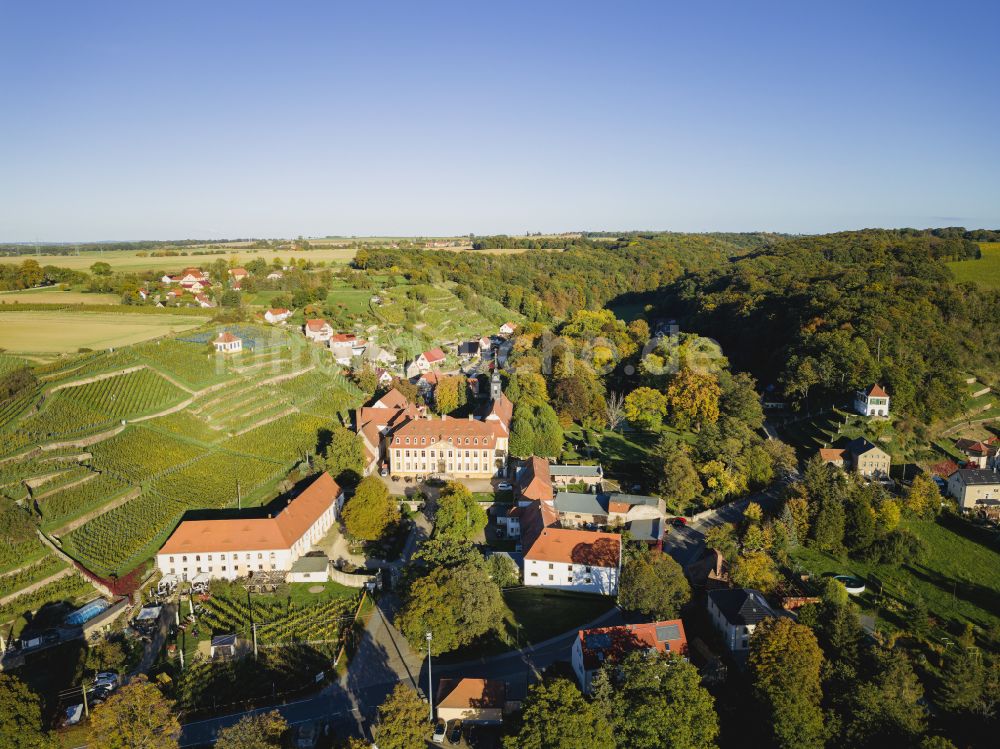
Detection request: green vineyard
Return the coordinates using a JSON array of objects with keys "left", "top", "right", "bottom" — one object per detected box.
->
[
  {"left": 37, "top": 473, "right": 131, "bottom": 529},
  {"left": 150, "top": 452, "right": 283, "bottom": 510},
  {"left": 88, "top": 426, "right": 206, "bottom": 483},
  {"left": 222, "top": 413, "right": 330, "bottom": 463},
  {"left": 60, "top": 492, "right": 187, "bottom": 576}
]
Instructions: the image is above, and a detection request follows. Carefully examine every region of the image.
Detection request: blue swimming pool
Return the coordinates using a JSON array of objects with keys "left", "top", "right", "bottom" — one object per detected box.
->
[{"left": 64, "top": 599, "right": 109, "bottom": 626}]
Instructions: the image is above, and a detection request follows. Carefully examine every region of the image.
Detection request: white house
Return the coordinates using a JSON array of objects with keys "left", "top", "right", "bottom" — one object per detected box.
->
[
  {"left": 409, "top": 347, "right": 446, "bottom": 376},
  {"left": 706, "top": 588, "right": 778, "bottom": 657},
  {"left": 228, "top": 268, "right": 249, "bottom": 285},
  {"left": 329, "top": 333, "right": 367, "bottom": 365},
  {"left": 947, "top": 468, "right": 1000, "bottom": 510},
  {"left": 264, "top": 308, "right": 291, "bottom": 324},
  {"left": 571, "top": 620, "right": 687, "bottom": 694},
  {"left": 156, "top": 473, "right": 343, "bottom": 582},
  {"left": 195, "top": 293, "right": 215, "bottom": 309},
  {"left": 213, "top": 332, "right": 242, "bottom": 353},
  {"left": 304, "top": 318, "right": 334, "bottom": 343},
  {"left": 520, "top": 498, "right": 621, "bottom": 595},
  {"left": 499, "top": 322, "right": 517, "bottom": 337},
  {"left": 855, "top": 384, "right": 890, "bottom": 418}
]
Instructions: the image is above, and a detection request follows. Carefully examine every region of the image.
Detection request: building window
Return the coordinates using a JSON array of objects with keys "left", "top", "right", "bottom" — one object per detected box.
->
[
  {"left": 169, "top": 556, "right": 174, "bottom": 563},
  {"left": 169, "top": 568, "right": 175, "bottom": 574},
  {"left": 548, "top": 563, "right": 554, "bottom": 569},
  {"left": 182, "top": 556, "right": 188, "bottom": 562},
  {"left": 548, "top": 575, "right": 553, "bottom": 581}
]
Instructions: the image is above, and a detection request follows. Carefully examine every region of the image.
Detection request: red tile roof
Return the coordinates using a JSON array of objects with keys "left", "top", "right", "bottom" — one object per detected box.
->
[
  {"left": 518, "top": 457, "right": 553, "bottom": 502},
  {"left": 577, "top": 620, "right": 687, "bottom": 670},
  {"left": 306, "top": 319, "right": 330, "bottom": 332},
  {"left": 160, "top": 472, "right": 339, "bottom": 554},
  {"left": 819, "top": 448, "right": 847, "bottom": 463},
  {"left": 268, "top": 308, "right": 289, "bottom": 315},
  {"left": 525, "top": 526, "right": 621, "bottom": 567},
  {"left": 436, "top": 678, "right": 505, "bottom": 710},
  {"left": 214, "top": 332, "right": 240, "bottom": 344},
  {"left": 422, "top": 347, "right": 446, "bottom": 363},
  {"left": 865, "top": 384, "right": 888, "bottom": 397}
]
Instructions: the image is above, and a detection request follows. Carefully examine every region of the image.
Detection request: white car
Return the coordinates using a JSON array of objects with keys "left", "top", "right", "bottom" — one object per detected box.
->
[
  {"left": 497, "top": 482, "right": 512, "bottom": 491},
  {"left": 432, "top": 720, "right": 446, "bottom": 743},
  {"left": 93, "top": 672, "right": 119, "bottom": 690}
]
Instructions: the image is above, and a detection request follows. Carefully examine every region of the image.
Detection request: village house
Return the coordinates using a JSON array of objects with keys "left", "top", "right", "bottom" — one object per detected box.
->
[
  {"left": 228, "top": 267, "right": 249, "bottom": 286},
  {"left": 304, "top": 318, "right": 334, "bottom": 343},
  {"left": 156, "top": 473, "right": 342, "bottom": 582},
  {"left": 355, "top": 388, "right": 423, "bottom": 476},
  {"left": 328, "top": 333, "right": 367, "bottom": 366},
  {"left": 855, "top": 384, "right": 890, "bottom": 418},
  {"left": 407, "top": 347, "right": 446, "bottom": 377},
  {"left": 519, "top": 496, "right": 622, "bottom": 595},
  {"left": 416, "top": 369, "right": 442, "bottom": 401},
  {"left": 954, "top": 438, "right": 999, "bottom": 469},
  {"left": 571, "top": 620, "right": 687, "bottom": 694},
  {"left": 499, "top": 322, "right": 518, "bottom": 337},
  {"left": 264, "top": 307, "right": 291, "bottom": 324},
  {"left": 947, "top": 468, "right": 1000, "bottom": 510},
  {"left": 266, "top": 270, "right": 283, "bottom": 280},
  {"left": 374, "top": 368, "right": 394, "bottom": 388},
  {"left": 362, "top": 343, "right": 397, "bottom": 367},
  {"left": 161, "top": 267, "right": 208, "bottom": 286},
  {"left": 707, "top": 588, "right": 778, "bottom": 659},
  {"left": 213, "top": 331, "right": 242, "bottom": 354},
  {"left": 435, "top": 678, "right": 512, "bottom": 725},
  {"left": 549, "top": 464, "right": 603, "bottom": 490},
  {"left": 194, "top": 293, "right": 215, "bottom": 308},
  {"left": 818, "top": 437, "right": 891, "bottom": 479}
]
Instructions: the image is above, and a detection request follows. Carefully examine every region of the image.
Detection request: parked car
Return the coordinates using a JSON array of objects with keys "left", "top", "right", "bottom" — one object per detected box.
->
[
  {"left": 671, "top": 517, "right": 688, "bottom": 527},
  {"left": 497, "top": 482, "right": 512, "bottom": 491},
  {"left": 432, "top": 719, "right": 447, "bottom": 743},
  {"left": 93, "top": 672, "right": 119, "bottom": 690},
  {"left": 380, "top": 466, "right": 389, "bottom": 477},
  {"left": 447, "top": 720, "right": 463, "bottom": 745}
]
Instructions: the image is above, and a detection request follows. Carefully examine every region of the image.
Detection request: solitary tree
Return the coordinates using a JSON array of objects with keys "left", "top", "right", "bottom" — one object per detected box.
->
[
  {"left": 342, "top": 476, "right": 399, "bottom": 541},
  {"left": 434, "top": 482, "right": 487, "bottom": 541},
  {"left": 618, "top": 550, "right": 690, "bottom": 619},
  {"left": 624, "top": 387, "right": 668, "bottom": 430}
]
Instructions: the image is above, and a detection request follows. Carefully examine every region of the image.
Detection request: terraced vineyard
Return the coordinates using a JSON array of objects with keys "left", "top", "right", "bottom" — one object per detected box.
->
[
  {"left": 222, "top": 413, "right": 330, "bottom": 462},
  {"left": 134, "top": 339, "right": 231, "bottom": 389},
  {"left": 16, "top": 368, "right": 188, "bottom": 443},
  {"left": 60, "top": 492, "right": 187, "bottom": 576},
  {"left": 88, "top": 426, "right": 206, "bottom": 483},
  {"left": 150, "top": 452, "right": 283, "bottom": 510},
  {"left": 36, "top": 473, "right": 131, "bottom": 529},
  {"left": 0, "top": 556, "right": 67, "bottom": 600}
]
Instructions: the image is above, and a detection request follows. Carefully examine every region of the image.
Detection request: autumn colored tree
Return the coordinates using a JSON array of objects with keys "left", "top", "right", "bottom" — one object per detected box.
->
[
  {"left": 624, "top": 387, "right": 668, "bottom": 430},
  {"left": 730, "top": 550, "right": 779, "bottom": 594},
  {"left": 904, "top": 474, "right": 940, "bottom": 519},
  {"left": 89, "top": 676, "right": 180, "bottom": 749},
  {"left": 434, "top": 482, "right": 487, "bottom": 540},
  {"left": 664, "top": 367, "right": 721, "bottom": 431},
  {"left": 648, "top": 437, "right": 702, "bottom": 513},
  {"left": 0, "top": 673, "right": 54, "bottom": 749},
  {"left": 374, "top": 684, "right": 428, "bottom": 749},
  {"left": 749, "top": 618, "right": 825, "bottom": 749},
  {"left": 342, "top": 476, "right": 399, "bottom": 541},
  {"left": 215, "top": 710, "right": 288, "bottom": 749},
  {"left": 319, "top": 426, "right": 366, "bottom": 486}
]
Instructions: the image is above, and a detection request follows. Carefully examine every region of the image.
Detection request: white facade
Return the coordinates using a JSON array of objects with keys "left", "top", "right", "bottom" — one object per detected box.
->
[
  {"left": 304, "top": 321, "right": 334, "bottom": 343},
  {"left": 265, "top": 309, "right": 291, "bottom": 324},
  {"left": 855, "top": 390, "right": 890, "bottom": 417},
  {"left": 947, "top": 469, "right": 1000, "bottom": 510},
  {"left": 523, "top": 558, "right": 618, "bottom": 595}
]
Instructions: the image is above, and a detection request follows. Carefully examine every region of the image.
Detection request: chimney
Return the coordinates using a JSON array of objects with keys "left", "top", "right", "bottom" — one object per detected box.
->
[{"left": 468, "top": 414, "right": 474, "bottom": 420}]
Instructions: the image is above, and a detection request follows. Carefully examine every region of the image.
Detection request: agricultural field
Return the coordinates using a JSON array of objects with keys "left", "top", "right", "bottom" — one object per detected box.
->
[
  {"left": 947, "top": 242, "right": 1000, "bottom": 289},
  {"left": 0, "top": 288, "right": 120, "bottom": 305},
  {"left": 0, "top": 311, "right": 204, "bottom": 354},
  {"left": 3, "top": 246, "right": 357, "bottom": 274}
]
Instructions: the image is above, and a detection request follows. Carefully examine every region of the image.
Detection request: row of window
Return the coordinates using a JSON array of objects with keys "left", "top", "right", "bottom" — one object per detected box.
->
[
  {"left": 401, "top": 462, "right": 484, "bottom": 473},
  {"left": 168, "top": 552, "right": 275, "bottom": 563},
  {"left": 169, "top": 563, "right": 276, "bottom": 575},
  {"left": 394, "top": 435, "right": 490, "bottom": 446},
  {"left": 395, "top": 449, "right": 490, "bottom": 459},
  {"left": 529, "top": 572, "right": 594, "bottom": 584}
]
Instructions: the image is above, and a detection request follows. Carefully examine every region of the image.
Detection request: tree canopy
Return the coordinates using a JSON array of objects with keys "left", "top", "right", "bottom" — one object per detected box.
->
[
  {"left": 504, "top": 678, "right": 614, "bottom": 749},
  {"left": 341, "top": 476, "right": 399, "bottom": 541}
]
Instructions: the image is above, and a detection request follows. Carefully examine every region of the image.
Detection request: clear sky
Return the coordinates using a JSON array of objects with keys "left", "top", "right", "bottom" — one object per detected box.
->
[{"left": 1, "top": 0, "right": 998, "bottom": 241}]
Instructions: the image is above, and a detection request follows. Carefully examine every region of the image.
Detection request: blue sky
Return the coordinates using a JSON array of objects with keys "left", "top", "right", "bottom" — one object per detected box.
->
[{"left": 1, "top": 1, "right": 998, "bottom": 241}]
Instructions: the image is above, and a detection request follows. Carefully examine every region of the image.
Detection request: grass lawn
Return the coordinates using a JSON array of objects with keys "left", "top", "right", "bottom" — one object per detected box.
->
[
  {"left": 504, "top": 587, "right": 615, "bottom": 644},
  {"left": 327, "top": 287, "right": 373, "bottom": 315},
  {"left": 286, "top": 580, "right": 359, "bottom": 607},
  {"left": 0, "top": 311, "right": 205, "bottom": 353},
  {"left": 562, "top": 424, "right": 693, "bottom": 482},
  {"left": 947, "top": 242, "right": 1000, "bottom": 290},
  {"left": 437, "top": 587, "right": 615, "bottom": 662},
  {"left": 789, "top": 515, "right": 1000, "bottom": 633}
]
